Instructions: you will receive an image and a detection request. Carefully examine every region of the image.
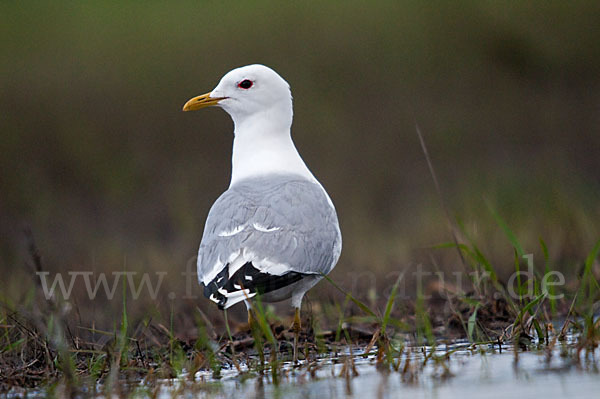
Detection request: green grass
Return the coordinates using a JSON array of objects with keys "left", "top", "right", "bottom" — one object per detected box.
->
[
  {"left": 3, "top": 117, "right": 598, "bottom": 395},
  {"left": 1, "top": 2, "right": 600, "bottom": 394},
  {"left": 2, "top": 1, "right": 600, "bottom": 320},
  {"left": 1, "top": 247, "right": 598, "bottom": 395}
]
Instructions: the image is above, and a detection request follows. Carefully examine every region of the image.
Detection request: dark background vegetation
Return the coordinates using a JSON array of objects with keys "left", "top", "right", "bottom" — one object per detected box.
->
[{"left": 1, "top": 1, "right": 599, "bottom": 330}]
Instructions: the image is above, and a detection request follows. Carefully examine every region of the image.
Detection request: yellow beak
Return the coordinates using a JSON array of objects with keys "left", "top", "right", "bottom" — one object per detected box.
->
[{"left": 182, "top": 92, "right": 226, "bottom": 111}]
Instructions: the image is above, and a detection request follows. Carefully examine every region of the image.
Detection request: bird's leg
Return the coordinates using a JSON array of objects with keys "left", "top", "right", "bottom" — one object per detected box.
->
[
  {"left": 292, "top": 307, "right": 301, "bottom": 363},
  {"left": 245, "top": 300, "right": 255, "bottom": 331}
]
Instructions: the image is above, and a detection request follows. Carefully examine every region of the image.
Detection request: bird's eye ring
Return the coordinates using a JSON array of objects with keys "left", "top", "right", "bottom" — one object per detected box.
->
[{"left": 238, "top": 79, "right": 253, "bottom": 89}]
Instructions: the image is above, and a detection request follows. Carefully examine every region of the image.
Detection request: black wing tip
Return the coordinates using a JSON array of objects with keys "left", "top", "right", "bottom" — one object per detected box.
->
[{"left": 203, "top": 262, "right": 307, "bottom": 308}]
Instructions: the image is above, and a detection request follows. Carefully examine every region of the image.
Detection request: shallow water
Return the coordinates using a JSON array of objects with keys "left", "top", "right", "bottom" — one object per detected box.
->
[
  {"left": 8, "top": 339, "right": 597, "bottom": 398},
  {"left": 156, "top": 340, "right": 599, "bottom": 399}
]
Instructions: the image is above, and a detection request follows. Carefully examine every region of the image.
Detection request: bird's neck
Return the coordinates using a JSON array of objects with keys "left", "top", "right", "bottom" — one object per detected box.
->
[{"left": 230, "top": 113, "right": 315, "bottom": 187}]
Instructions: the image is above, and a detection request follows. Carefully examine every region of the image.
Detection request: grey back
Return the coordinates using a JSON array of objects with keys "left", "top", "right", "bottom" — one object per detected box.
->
[{"left": 197, "top": 174, "right": 341, "bottom": 282}]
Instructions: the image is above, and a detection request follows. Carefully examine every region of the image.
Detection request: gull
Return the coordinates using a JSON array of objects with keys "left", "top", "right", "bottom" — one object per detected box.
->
[{"left": 183, "top": 64, "right": 342, "bottom": 361}]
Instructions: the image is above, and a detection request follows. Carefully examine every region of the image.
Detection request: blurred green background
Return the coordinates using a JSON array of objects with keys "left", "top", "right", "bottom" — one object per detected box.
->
[{"left": 1, "top": 1, "right": 599, "bottom": 327}]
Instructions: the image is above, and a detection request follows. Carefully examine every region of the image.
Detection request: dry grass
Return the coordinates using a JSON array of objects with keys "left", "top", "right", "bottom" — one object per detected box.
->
[{"left": 1, "top": 227, "right": 598, "bottom": 396}]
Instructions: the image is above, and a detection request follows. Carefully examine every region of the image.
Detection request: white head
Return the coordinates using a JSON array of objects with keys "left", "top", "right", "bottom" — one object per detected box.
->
[
  {"left": 183, "top": 65, "right": 316, "bottom": 184},
  {"left": 183, "top": 64, "right": 293, "bottom": 131}
]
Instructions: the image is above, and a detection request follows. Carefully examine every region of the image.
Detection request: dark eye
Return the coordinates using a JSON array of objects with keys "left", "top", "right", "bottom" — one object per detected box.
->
[{"left": 238, "top": 79, "right": 253, "bottom": 89}]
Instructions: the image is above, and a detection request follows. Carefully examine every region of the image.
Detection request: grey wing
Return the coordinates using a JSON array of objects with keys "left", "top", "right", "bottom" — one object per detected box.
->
[{"left": 197, "top": 176, "right": 341, "bottom": 304}]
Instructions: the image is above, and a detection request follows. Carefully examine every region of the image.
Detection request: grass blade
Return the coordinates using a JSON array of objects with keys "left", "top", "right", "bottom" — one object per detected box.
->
[
  {"left": 467, "top": 304, "right": 480, "bottom": 342},
  {"left": 322, "top": 275, "right": 378, "bottom": 319},
  {"left": 485, "top": 199, "right": 524, "bottom": 257},
  {"left": 381, "top": 273, "right": 404, "bottom": 336}
]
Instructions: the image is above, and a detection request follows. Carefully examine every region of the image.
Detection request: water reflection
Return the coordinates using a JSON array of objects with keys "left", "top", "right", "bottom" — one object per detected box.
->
[{"left": 156, "top": 339, "right": 599, "bottom": 398}]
